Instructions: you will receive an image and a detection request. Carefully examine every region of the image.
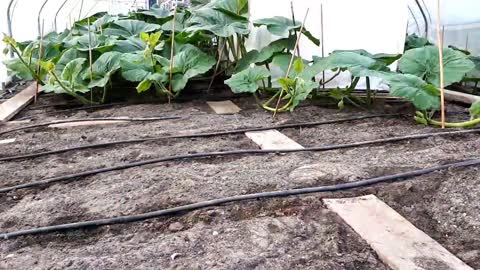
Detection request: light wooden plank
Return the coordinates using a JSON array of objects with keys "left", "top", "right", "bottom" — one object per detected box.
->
[
  {"left": 48, "top": 120, "right": 129, "bottom": 129},
  {"left": 0, "top": 138, "right": 16, "bottom": 145},
  {"left": 207, "top": 100, "right": 241, "bottom": 115},
  {"left": 245, "top": 129, "right": 304, "bottom": 150},
  {"left": 0, "top": 83, "right": 39, "bottom": 122},
  {"left": 444, "top": 89, "right": 480, "bottom": 105},
  {"left": 324, "top": 195, "right": 473, "bottom": 270}
]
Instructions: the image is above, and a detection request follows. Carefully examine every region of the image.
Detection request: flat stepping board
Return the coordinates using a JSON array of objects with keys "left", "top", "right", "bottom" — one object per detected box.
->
[
  {"left": 0, "top": 83, "right": 39, "bottom": 122},
  {"left": 324, "top": 195, "right": 473, "bottom": 270},
  {"left": 245, "top": 129, "right": 304, "bottom": 150},
  {"left": 207, "top": 101, "right": 241, "bottom": 115}
]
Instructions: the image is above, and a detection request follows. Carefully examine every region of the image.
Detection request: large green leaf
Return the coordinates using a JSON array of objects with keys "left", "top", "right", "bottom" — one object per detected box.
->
[
  {"left": 253, "top": 16, "right": 320, "bottom": 46},
  {"left": 62, "top": 58, "right": 86, "bottom": 83},
  {"left": 120, "top": 53, "right": 154, "bottom": 82},
  {"left": 3, "top": 58, "right": 38, "bottom": 80},
  {"left": 225, "top": 66, "right": 270, "bottom": 93},
  {"left": 211, "top": 0, "right": 249, "bottom": 21},
  {"left": 388, "top": 74, "right": 440, "bottom": 110},
  {"left": 332, "top": 49, "right": 402, "bottom": 67},
  {"left": 399, "top": 46, "right": 475, "bottom": 87},
  {"left": 405, "top": 34, "right": 431, "bottom": 50},
  {"left": 113, "top": 37, "right": 146, "bottom": 53},
  {"left": 470, "top": 101, "right": 480, "bottom": 119},
  {"left": 187, "top": 7, "right": 249, "bottom": 37},
  {"left": 87, "top": 51, "right": 123, "bottom": 88},
  {"left": 65, "top": 34, "right": 117, "bottom": 53},
  {"left": 290, "top": 78, "right": 319, "bottom": 110},
  {"left": 55, "top": 48, "right": 87, "bottom": 73},
  {"left": 104, "top": 20, "right": 162, "bottom": 38},
  {"left": 170, "top": 45, "right": 216, "bottom": 92},
  {"left": 136, "top": 6, "right": 173, "bottom": 24},
  {"left": 235, "top": 38, "right": 295, "bottom": 72}
]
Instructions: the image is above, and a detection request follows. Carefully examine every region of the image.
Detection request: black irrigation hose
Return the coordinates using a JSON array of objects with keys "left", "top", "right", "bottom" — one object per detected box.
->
[
  {"left": 0, "top": 114, "right": 399, "bottom": 162},
  {"left": 2, "top": 158, "right": 480, "bottom": 239},
  {"left": 0, "top": 116, "right": 182, "bottom": 137},
  {"left": 1, "top": 128, "right": 479, "bottom": 194}
]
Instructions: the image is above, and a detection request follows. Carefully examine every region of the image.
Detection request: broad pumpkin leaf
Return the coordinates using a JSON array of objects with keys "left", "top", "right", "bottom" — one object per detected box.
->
[
  {"left": 187, "top": 8, "right": 249, "bottom": 37},
  {"left": 405, "top": 34, "right": 431, "bottom": 50},
  {"left": 113, "top": 37, "right": 146, "bottom": 53},
  {"left": 86, "top": 51, "right": 122, "bottom": 88},
  {"left": 56, "top": 48, "right": 87, "bottom": 73},
  {"left": 62, "top": 58, "right": 86, "bottom": 83},
  {"left": 120, "top": 53, "right": 155, "bottom": 82},
  {"left": 211, "top": 0, "right": 249, "bottom": 21},
  {"left": 65, "top": 34, "right": 117, "bottom": 53},
  {"left": 332, "top": 49, "right": 402, "bottom": 66},
  {"left": 3, "top": 58, "right": 38, "bottom": 80},
  {"left": 291, "top": 79, "right": 319, "bottom": 110},
  {"left": 399, "top": 46, "right": 475, "bottom": 87},
  {"left": 169, "top": 45, "right": 216, "bottom": 92},
  {"left": 104, "top": 20, "right": 162, "bottom": 38},
  {"left": 253, "top": 16, "right": 320, "bottom": 46},
  {"left": 225, "top": 66, "right": 270, "bottom": 93},
  {"left": 388, "top": 74, "right": 440, "bottom": 111},
  {"left": 136, "top": 6, "right": 173, "bottom": 24},
  {"left": 470, "top": 101, "right": 480, "bottom": 119},
  {"left": 235, "top": 38, "right": 295, "bottom": 72}
]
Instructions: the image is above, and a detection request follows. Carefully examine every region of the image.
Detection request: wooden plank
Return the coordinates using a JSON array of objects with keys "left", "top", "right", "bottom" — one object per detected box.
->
[
  {"left": 324, "top": 195, "right": 473, "bottom": 270},
  {"left": 245, "top": 129, "right": 304, "bottom": 150},
  {"left": 0, "top": 138, "right": 16, "bottom": 145},
  {"left": 0, "top": 83, "right": 38, "bottom": 122},
  {"left": 207, "top": 100, "right": 241, "bottom": 115},
  {"left": 48, "top": 120, "right": 129, "bottom": 129},
  {"left": 444, "top": 89, "right": 480, "bottom": 105}
]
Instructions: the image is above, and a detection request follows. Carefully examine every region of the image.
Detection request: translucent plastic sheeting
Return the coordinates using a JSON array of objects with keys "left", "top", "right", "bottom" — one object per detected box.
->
[
  {"left": 407, "top": 0, "right": 480, "bottom": 56},
  {"left": 247, "top": 0, "right": 409, "bottom": 90},
  {"left": 0, "top": 0, "right": 147, "bottom": 84}
]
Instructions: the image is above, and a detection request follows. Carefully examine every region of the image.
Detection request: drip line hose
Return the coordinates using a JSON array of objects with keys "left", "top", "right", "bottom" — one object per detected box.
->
[
  {"left": 1, "top": 158, "right": 480, "bottom": 239},
  {"left": 0, "top": 116, "right": 182, "bottom": 137},
  {"left": 0, "top": 114, "right": 400, "bottom": 162},
  {"left": 0, "top": 128, "right": 479, "bottom": 194}
]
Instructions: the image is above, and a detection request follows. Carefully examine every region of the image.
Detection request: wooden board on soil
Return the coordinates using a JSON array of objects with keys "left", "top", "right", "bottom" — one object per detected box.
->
[
  {"left": 324, "top": 195, "right": 474, "bottom": 270},
  {"left": 245, "top": 129, "right": 304, "bottom": 150},
  {"left": 206, "top": 100, "right": 241, "bottom": 115},
  {"left": 0, "top": 83, "right": 39, "bottom": 122},
  {"left": 444, "top": 89, "right": 480, "bottom": 105}
]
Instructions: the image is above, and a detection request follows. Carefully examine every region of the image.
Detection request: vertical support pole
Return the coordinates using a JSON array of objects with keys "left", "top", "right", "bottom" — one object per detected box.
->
[
  {"left": 6, "top": 0, "right": 16, "bottom": 57},
  {"left": 436, "top": 0, "right": 446, "bottom": 129},
  {"left": 38, "top": 0, "right": 50, "bottom": 38},
  {"left": 320, "top": 3, "right": 325, "bottom": 90},
  {"left": 55, "top": 0, "right": 70, "bottom": 33}
]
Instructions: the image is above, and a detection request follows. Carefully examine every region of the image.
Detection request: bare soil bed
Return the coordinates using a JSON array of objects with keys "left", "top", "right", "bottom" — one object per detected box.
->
[{"left": 0, "top": 94, "right": 479, "bottom": 270}]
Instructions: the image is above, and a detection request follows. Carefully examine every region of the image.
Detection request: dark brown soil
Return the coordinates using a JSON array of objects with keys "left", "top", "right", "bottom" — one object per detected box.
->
[{"left": 0, "top": 94, "right": 478, "bottom": 270}]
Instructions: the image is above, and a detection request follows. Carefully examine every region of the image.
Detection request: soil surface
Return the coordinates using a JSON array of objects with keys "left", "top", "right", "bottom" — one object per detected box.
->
[{"left": 0, "top": 93, "right": 479, "bottom": 270}]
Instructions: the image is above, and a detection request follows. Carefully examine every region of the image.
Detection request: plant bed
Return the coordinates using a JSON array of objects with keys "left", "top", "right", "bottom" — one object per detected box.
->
[{"left": 0, "top": 96, "right": 479, "bottom": 269}]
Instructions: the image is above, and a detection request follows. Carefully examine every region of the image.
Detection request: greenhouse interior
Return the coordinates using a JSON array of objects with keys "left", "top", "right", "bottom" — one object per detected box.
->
[{"left": 0, "top": 0, "right": 479, "bottom": 269}]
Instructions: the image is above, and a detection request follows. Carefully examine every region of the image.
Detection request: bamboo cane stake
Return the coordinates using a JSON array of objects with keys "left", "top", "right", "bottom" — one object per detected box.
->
[
  {"left": 290, "top": 1, "right": 300, "bottom": 56},
  {"left": 436, "top": 0, "right": 446, "bottom": 128},
  {"left": 321, "top": 3, "right": 325, "bottom": 89},
  {"left": 35, "top": 20, "right": 45, "bottom": 104},
  {"left": 273, "top": 9, "right": 309, "bottom": 118},
  {"left": 168, "top": 7, "right": 177, "bottom": 104},
  {"left": 88, "top": 17, "right": 94, "bottom": 104}
]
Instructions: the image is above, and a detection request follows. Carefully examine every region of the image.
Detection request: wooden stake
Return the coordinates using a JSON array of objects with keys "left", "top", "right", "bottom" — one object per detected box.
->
[
  {"left": 290, "top": 1, "right": 300, "bottom": 56},
  {"left": 207, "top": 38, "right": 226, "bottom": 92},
  {"left": 436, "top": 0, "right": 446, "bottom": 129},
  {"left": 320, "top": 3, "right": 325, "bottom": 89},
  {"left": 35, "top": 20, "right": 45, "bottom": 104},
  {"left": 273, "top": 9, "right": 309, "bottom": 118},
  {"left": 87, "top": 17, "right": 94, "bottom": 104},
  {"left": 168, "top": 7, "right": 177, "bottom": 104}
]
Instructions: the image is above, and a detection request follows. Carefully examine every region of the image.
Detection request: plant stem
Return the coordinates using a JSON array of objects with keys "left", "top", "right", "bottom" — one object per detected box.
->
[
  {"left": 227, "top": 36, "right": 238, "bottom": 62},
  {"left": 10, "top": 46, "right": 44, "bottom": 84},
  {"left": 366, "top": 76, "right": 372, "bottom": 108},
  {"left": 50, "top": 72, "right": 94, "bottom": 105},
  {"left": 427, "top": 118, "right": 480, "bottom": 128}
]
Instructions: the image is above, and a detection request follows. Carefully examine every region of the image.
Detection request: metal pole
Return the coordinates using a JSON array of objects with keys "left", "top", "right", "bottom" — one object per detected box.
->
[
  {"left": 78, "top": 0, "right": 84, "bottom": 20},
  {"left": 55, "top": 0, "right": 70, "bottom": 33},
  {"left": 38, "top": 0, "right": 50, "bottom": 38},
  {"left": 6, "top": 0, "right": 16, "bottom": 57}
]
